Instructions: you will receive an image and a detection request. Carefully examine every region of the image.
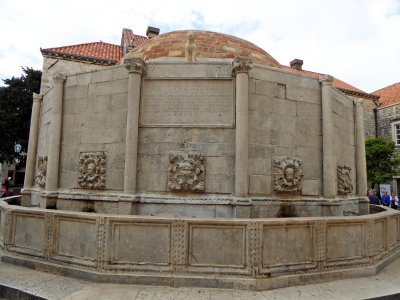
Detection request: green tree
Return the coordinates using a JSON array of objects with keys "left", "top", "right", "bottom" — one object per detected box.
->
[
  {"left": 0, "top": 67, "right": 42, "bottom": 163},
  {"left": 365, "top": 137, "right": 400, "bottom": 187}
]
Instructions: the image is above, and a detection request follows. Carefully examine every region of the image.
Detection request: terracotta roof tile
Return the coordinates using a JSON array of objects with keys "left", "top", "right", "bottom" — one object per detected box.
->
[
  {"left": 122, "top": 28, "right": 148, "bottom": 48},
  {"left": 40, "top": 28, "right": 376, "bottom": 101},
  {"left": 126, "top": 30, "right": 281, "bottom": 67},
  {"left": 41, "top": 41, "right": 122, "bottom": 63},
  {"left": 373, "top": 82, "right": 400, "bottom": 107},
  {"left": 280, "top": 65, "right": 367, "bottom": 94}
]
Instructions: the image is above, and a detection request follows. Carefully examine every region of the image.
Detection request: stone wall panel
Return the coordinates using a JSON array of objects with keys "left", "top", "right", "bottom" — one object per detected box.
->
[
  {"left": 189, "top": 224, "right": 246, "bottom": 268},
  {"left": 262, "top": 224, "right": 313, "bottom": 267}
]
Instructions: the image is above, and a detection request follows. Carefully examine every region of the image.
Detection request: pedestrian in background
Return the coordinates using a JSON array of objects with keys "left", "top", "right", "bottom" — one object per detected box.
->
[
  {"left": 382, "top": 191, "right": 391, "bottom": 207},
  {"left": 390, "top": 191, "right": 399, "bottom": 210},
  {"left": 368, "top": 189, "right": 380, "bottom": 205}
]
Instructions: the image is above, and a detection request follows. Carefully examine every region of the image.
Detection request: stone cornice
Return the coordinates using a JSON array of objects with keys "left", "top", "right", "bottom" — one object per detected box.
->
[{"left": 337, "top": 87, "right": 380, "bottom": 102}]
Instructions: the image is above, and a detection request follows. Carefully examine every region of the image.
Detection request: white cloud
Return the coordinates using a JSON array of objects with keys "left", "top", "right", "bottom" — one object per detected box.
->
[{"left": 0, "top": 0, "right": 399, "bottom": 91}]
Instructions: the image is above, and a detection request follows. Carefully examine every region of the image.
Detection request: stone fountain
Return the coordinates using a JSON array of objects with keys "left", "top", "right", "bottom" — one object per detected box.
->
[{"left": 1, "top": 30, "right": 399, "bottom": 291}]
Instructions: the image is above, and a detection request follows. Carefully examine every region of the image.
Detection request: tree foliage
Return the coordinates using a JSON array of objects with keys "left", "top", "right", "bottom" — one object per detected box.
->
[
  {"left": 0, "top": 67, "right": 42, "bottom": 164},
  {"left": 365, "top": 137, "right": 400, "bottom": 185}
]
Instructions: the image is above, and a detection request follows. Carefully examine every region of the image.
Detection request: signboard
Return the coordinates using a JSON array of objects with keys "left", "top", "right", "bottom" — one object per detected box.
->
[{"left": 380, "top": 184, "right": 391, "bottom": 198}]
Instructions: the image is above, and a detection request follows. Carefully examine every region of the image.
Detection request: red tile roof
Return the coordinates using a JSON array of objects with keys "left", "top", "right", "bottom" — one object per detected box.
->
[
  {"left": 40, "top": 28, "right": 377, "bottom": 101},
  {"left": 41, "top": 41, "right": 122, "bottom": 64},
  {"left": 122, "top": 28, "right": 147, "bottom": 48},
  {"left": 281, "top": 65, "right": 364, "bottom": 93},
  {"left": 373, "top": 82, "right": 400, "bottom": 107}
]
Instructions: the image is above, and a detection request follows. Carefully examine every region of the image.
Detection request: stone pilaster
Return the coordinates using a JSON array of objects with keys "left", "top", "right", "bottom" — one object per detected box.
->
[
  {"left": 232, "top": 57, "right": 252, "bottom": 196},
  {"left": 319, "top": 75, "right": 336, "bottom": 198},
  {"left": 123, "top": 58, "right": 146, "bottom": 195},
  {"left": 43, "top": 73, "right": 66, "bottom": 208},
  {"left": 23, "top": 93, "right": 42, "bottom": 188},
  {"left": 355, "top": 100, "right": 368, "bottom": 196},
  {"left": 21, "top": 93, "right": 42, "bottom": 206}
]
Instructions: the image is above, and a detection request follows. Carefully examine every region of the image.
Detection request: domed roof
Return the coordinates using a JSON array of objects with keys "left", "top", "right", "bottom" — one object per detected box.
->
[{"left": 126, "top": 30, "right": 280, "bottom": 67}]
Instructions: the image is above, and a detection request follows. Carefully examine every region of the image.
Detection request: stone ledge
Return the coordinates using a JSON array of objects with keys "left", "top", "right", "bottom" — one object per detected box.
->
[{"left": 2, "top": 248, "right": 400, "bottom": 291}]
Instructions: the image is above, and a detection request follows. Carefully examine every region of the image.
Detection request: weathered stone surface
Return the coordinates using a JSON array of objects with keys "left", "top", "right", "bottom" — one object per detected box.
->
[
  {"left": 140, "top": 79, "right": 234, "bottom": 127},
  {"left": 301, "top": 179, "right": 320, "bottom": 196},
  {"left": 249, "top": 175, "right": 271, "bottom": 194},
  {"left": 326, "top": 223, "right": 364, "bottom": 259},
  {"left": 189, "top": 225, "right": 246, "bottom": 267},
  {"left": 263, "top": 225, "right": 313, "bottom": 266},
  {"left": 1, "top": 200, "right": 399, "bottom": 291},
  {"left": 110, "top": 222, "right": 171, "bottom": 264},
  {"left": 31, "top": 58, "right": 365, "bottom": 209}
]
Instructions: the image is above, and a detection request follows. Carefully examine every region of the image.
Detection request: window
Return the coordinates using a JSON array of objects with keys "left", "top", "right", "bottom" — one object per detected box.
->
[{"left": 392, "top": 122, "right": 400, "bottom": 146}]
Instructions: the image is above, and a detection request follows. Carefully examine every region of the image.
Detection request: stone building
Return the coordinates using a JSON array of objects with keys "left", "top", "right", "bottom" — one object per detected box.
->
[
  {"left": 39, "top": 27, "right": 379, "bottom": 139},
  {"left": 374, "top": 82, "right": 400, "bottom": 192},
  {"left": 7, "top": 28, "right": 400, "bottom": 289},
  {"left": 21, "top": 27, "right": 376, "bottom": 217}
]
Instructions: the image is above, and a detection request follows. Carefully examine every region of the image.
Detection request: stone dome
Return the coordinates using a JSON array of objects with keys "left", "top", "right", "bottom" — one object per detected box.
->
[{"left": 126, "top": 30, "right": 281, "bottom": 67}]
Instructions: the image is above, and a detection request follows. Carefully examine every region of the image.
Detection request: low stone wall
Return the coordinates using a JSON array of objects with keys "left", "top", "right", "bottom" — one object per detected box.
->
[{"left": 0, "top": 199, "right": 399, "bottom": 290}]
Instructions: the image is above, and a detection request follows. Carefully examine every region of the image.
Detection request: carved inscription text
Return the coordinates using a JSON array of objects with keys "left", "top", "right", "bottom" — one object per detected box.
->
[{"left": 140, "top": 79, "right": 234, "bottom": 127}]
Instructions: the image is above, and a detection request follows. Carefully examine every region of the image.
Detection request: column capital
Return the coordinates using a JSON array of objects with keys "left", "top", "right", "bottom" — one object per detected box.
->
[
  {"left": 232, "top": 57, "right": 253, "bottom": 75},
  {"left": 53, "top": 73, "right": 66, "bottom": 83},
  {"left": 33, "top": 92, "right": 42, "bottom": 103},
  {"left": 354, "top": 99, "right": 363, "bottom": 107},
  {"left": 319, "top": 74, "right": 334, "bottom": 86},
  {"left": 124, "top": 58, "right": 147, "bottom": 75}
]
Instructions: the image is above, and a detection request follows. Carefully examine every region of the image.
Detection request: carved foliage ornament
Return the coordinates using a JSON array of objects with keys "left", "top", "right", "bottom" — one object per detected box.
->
[
  {"left": 35, "top": 156, "right": 48, "bottom": 187},
  {"left": 167, "top": 151, "right": 205, "bottom": 192},
  {"left": 337, "top": 165, "right": 353, "bottom": 194},
  {"left": 274, "top": 156, "right": 304, "bottom": 193},
  {"left": 231, "top": 57, "right": 253, "bottom": 74},
  {"left": 124, "top": 57, "right": 147, "bottom": 74},
  {"left": 78, "top": 152, "right": 106, "bottom": 189}
]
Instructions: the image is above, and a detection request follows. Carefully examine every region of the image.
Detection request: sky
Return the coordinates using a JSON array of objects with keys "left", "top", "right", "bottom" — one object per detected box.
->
[{"left": 0, "top": 0, "right": 399, "bottom": 93}]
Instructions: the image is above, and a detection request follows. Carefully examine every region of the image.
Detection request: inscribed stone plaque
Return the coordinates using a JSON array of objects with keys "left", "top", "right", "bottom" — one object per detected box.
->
[{"left": 140, "top": 79, "right": 234, "bottom": 127}]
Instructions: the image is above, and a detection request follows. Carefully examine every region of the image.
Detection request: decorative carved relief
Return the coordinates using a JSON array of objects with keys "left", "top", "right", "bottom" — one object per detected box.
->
[
  {"left": 78, "top": 152, "right": 106, "bottom": 189},
  {"left": 44, "top": 212, "right": 55, "bottom": 259},
  {"left": 185, "top": 31, "right": 197, "bottom": 62},
  {"left": 248, "top": 221, "right": 262, "bottom": 277},
  {"left": 273, "top": 156, "right": 304, "bottom": 193},
  {"left": 172, "top": 219, "right": 187, "bottom": 270},
  {"left": 231, "top": 57, "right": 253, "bottom": 74},
  {"left": 337, "top": 165, "right": 353, "bottom": 194},
  {"left": 35, "top": 156, "right": 48, "bottom": 187},
  {"left": 96, "top": 216, "right": 106, "bottom": 271},
  {"left": 124, "top": 57, "right": 146, "bottom": 74},
  {"left": 167, "top": 151, "right": 205, "bottom": 192}
]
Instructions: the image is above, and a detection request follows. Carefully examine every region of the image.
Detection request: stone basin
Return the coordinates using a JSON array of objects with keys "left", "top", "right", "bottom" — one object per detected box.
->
[{"left": 1, "top": 197, "right": 399, "bottom": 291}]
